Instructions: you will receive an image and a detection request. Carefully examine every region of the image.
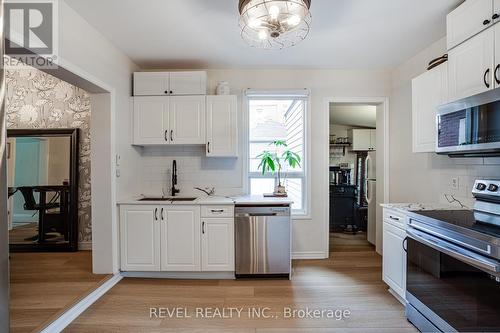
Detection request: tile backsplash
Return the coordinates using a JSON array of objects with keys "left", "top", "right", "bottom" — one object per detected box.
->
[{"left": 139, "top": 146, "right": 245, "bottom": 197}]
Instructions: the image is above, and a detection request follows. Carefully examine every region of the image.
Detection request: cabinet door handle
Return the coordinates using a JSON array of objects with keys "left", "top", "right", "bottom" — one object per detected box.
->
[
  {"left": 165, "top": 130, "right": 168, "bottom": 142},
  {"left": 495, "top": 64, "right": 500, "bottom": 85},
  {"left": 484, "top": 68, "right": 491, "bottom": 88},
  {"left": 161, "top": 208, "right": 164, "bottom": 221},
  {"left": 211, "top": 209, "right": 224, "bottom": 213},
  {"left": 154, "top": 208, "right": 158, "bottom": 221},
  {"left": 170, "top": 130, "right": 173, "bottom": 141},
  {"left": 207, "top": 142, "right": 210, "bottom": 153},
  {"left": 202, "top": 221, "right": 205, "bottom": 234},
  {"left": 170, "top": 91, "right": 173, "bottom": 95},
  {"left": 484, "top": 19, "right": 491, "bottom": 25},
  {"left": 389, "top": 215, "right": 400, "bottom": 221},
  {"left": 164, "top": 90, "right": 169, "bottom": 95},
  {"left": 402, "top": 237, "right": 408, "bottom": 253},
  {"left": 493, "top": 14, "right": 500, "bottom": 20}
]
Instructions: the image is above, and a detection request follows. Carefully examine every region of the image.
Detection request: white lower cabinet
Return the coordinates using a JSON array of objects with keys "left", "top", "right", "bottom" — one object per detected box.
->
[
  {"left": 119, "top": 205, "right": 235, "bottom": 273},
  {"left": 161, "top": 206, "right": 201, "bottom": 271},
  {"left": 120, "top": 205, "right": 161, "bottom": 271},
  {"left": 201, "top": 218, "right": 235, "bottom": 271},
  {"left": 382, "top": 209, "right": 408, "bottom": 301}
]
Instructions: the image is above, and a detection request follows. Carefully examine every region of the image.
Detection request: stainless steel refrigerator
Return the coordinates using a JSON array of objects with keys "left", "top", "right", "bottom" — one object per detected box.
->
[
  {"left": 365, "top": 151, "right": 376, "bottom": 245},
  {"left": 0, "top": 0, "right": 9, "bottom": 330}
]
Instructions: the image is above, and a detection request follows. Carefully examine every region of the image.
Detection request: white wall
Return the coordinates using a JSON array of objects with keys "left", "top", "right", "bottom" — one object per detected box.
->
[
  {"left": 140, "top": 69, "right": 392, "bottom": 257},
  {"left": 390, "top": 38, "right": 500, "bottom": 208},
  {"left": 56, "top": 0, "right": 140, "bottom": 273}
]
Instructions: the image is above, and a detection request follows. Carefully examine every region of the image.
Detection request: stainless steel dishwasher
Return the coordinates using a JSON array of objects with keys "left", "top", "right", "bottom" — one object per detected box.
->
[{"left": 235, "top": 205, "right": 291, "bottom": 278}]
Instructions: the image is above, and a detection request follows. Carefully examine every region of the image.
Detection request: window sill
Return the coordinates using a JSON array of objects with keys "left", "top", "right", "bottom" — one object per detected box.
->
[{"left": 291, "top": 213, "right": 311, "bottom": 220}]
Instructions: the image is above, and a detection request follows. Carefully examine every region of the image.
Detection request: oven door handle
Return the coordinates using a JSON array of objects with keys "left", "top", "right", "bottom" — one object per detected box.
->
[{"left": 407, "top": 229, "right": 500, "bottom": 274}]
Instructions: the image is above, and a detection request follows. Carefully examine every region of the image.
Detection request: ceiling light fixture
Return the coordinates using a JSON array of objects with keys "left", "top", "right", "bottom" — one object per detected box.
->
[{"left": 239, "top": 0, "right": 312, "bottom": 50}]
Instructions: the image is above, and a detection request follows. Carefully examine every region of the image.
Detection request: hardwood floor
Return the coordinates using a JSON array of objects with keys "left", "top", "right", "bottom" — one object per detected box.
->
[
  {"left": 64, "top": 238, "right": 416, "bottom": 333},
  {"left": 329, "top": 232, "right": 375, "bottom": 253},
  {"left": 10, "top": 251, "right": 111, "bottom": 333}
]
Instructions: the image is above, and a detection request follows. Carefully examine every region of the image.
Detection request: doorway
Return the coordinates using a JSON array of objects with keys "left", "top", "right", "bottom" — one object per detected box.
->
[{"left": 325, "top": 98, "right": 389, "bottom": 256}]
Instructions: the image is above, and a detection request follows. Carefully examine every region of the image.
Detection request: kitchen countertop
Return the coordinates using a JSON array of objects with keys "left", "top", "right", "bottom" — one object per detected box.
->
[
  {"left": 381, "top": 203, "right": 467, "bottom": 214},
  {"left": 232, "top": 195, "right": 294, "bottom": 205},
  {"left": 118, "top": 196, "right": 235, "bottom": 205},
  {"left": 118, "top": 195, "right": 294, "bottom": 206}
]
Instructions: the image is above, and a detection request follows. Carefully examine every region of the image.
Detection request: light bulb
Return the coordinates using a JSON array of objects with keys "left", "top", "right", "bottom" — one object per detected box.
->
[
  {"left": 269, "top": 5, "right": 280, "bottom": 19},
  {"left": 287, "top": 15, "right": 301, "bottom": 26},
  {"left": 258, "top": 29, "right": 269, "bottom": 40},
  {"left": 248, "top": 18, "right": 262, "bottom": 29}
]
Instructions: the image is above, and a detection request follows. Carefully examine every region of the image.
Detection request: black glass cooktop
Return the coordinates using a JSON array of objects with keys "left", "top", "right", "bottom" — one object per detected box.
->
[{"left": 413, "top": 210, "right": 500, "bottom": 238}]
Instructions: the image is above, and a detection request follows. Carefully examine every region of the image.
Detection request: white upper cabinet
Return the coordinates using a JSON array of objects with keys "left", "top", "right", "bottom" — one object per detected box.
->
[
  {"left": 169, "top": 96, "right": 206, "bottom": 145},
  {"left": 447, "top": 0, "right": 494, "bottom": 50},
  {"left": 206, "top": 95, "right": 238, "bottom": 157},
  {"left": 448, "top": 28, "right": 495, "bottom": 102},
  {"left": 120, "top": 205, "right": 161, "bottom": 272},
  {"left": 134, "top": 71, "right": 207, "bottom": 96},
  {"left": 412, "top": 63, "right": 448, "bottom": 153},
  {"left": 494, "top": 22, "right": 500, "bottom": 88},
  {"left": 349, "top": 129, "right": 376, "bottom": 151},
  {"left": 201, "top": 218, "right": 235, "bottom": 272},
  {"left": 133, "top": 96, "right": 205, "bottom": 145},
  {"left": 169, "top": 72, "right": 207, "bottom": 95},
  {"left": 133, "top": 97, "right": 169, "bottom": 145},
  {"left": 161, "top": 206, "right": 201, "bottom": 272},
  {"left": 134, "top": 72, "right": 169, "bottom": 96}
]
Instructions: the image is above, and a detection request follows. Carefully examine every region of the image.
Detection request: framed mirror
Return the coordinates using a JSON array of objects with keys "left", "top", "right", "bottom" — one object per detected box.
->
[{"left": 7, "top": 129, "right": 79, "bottom": 252}]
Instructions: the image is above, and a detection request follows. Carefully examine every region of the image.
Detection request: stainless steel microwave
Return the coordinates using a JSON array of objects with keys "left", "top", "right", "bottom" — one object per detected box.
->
[{"left": 436, "top": 89, "right": 500, "bottom": 157}]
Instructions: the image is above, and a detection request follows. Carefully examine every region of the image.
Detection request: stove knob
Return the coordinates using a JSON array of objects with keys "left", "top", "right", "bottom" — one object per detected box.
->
[
  {"left": 476, "top": 183, "right": 487, "bottom": 191},
  {"left": 488, "top": 184, "right": 499, "bottom": 192}
]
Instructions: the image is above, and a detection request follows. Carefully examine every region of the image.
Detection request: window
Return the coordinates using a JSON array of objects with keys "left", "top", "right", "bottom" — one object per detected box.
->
[{"left": 247, "top": 93, "right": 308, "bottom": 215}]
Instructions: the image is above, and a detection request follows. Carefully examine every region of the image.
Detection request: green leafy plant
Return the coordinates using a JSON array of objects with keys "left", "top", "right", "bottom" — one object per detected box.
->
[{"left": 257, "top": 140, "right": 301, "bottom": 191}]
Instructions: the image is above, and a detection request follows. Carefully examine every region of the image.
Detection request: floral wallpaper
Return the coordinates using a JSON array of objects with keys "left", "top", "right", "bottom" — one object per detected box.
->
[{"left": 5, "top": 61, "right": 92, "bottom": 244}]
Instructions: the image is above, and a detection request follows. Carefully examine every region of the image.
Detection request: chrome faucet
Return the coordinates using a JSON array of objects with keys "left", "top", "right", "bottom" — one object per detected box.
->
[
  {"left": 171, "top": 160, "right": 180, "bottom": 197},
  {"left": 194, "top": 187, "right": 216, "bottom": 196}
]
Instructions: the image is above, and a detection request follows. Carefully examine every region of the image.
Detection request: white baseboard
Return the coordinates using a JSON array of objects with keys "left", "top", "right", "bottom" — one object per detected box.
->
[
  {"left": 121, "top": 271, "right": 235, "bottom": 280},
  {"left": 39, "top": 273, "right": 122, "bottom": 333},
  {"left": 292, "top": 251, "right": 328, "bottom": 260},
  {"left": 78, "top": 241, "right": 92, "bottom": 251}
]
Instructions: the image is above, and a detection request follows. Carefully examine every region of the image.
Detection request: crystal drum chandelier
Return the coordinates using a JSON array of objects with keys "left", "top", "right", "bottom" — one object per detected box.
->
[{"left": 239, "top": 0, "right": 312, "bottom": 49}]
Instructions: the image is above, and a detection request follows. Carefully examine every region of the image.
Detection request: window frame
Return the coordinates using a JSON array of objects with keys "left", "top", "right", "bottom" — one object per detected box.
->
[{"left": 244, "top": 90, "right": 310, "bottom": 217}]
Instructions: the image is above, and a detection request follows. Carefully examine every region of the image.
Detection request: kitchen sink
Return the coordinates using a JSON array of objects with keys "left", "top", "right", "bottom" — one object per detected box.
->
[{"left": 138, "top": 197, "right": 197, "bottom": 202}]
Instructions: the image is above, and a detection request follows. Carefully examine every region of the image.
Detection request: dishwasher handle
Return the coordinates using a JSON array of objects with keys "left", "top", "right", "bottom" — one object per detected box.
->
[{"left": 235, "top": 212, "right": 278, "bottom": 217}]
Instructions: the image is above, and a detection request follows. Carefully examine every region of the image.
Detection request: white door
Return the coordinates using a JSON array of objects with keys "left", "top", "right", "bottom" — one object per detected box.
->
[
  {"left": 446, "top": 0, "right": 494, "bottom": 50},
  {"left": 369, "top": 129, "right": 377, "bottom": 151},
  {"left": 169, "top": 71, "right": 207, "bottom": 95},
  {"left": 206, "top": 95, "right": 238, "bottom": 157},
  {"left": 169, "top": 96, "right": 206, "bottom": 144},
  {"left": 352, "top": 129, "right": 371, "bottom": 151},
  {"left": 161, "top": 206, "right": 201, "bottom": 271},
  {"left": 201, "top": 219, "right": 235, "bottom": 272},
  {"left": 134, "top": 72, "right": 169, "bottom": 96},
  {"left": 133, "top": 97, "right": 169, "bottom": 145},
  {"left": 495, "top": 0, "right": 500, "bottom": 19},
  {"left": 412, "top": 64, "right": 448, "bottom": 153},
  {"left": 448, "top": 28, "right": 495, "bottom": 102},
  {"left": 120, "top": 205, "right": 161, "bottom": 271},
  {"left": 382, "top": 222, "right": 406, "bottom": 299},
  {"left": 494, "top": 23, "right": 500, "bottom": 88}
]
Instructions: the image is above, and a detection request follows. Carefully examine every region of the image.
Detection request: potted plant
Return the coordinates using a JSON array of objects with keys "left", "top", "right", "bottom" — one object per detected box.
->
[{"left": 257, "top": 140, "right": 301, "bottom": 196}]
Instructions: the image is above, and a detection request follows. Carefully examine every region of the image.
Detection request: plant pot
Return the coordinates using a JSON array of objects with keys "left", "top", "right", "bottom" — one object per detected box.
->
[{"left": 274, "top": 185, "right": 287, "bottom": 195}]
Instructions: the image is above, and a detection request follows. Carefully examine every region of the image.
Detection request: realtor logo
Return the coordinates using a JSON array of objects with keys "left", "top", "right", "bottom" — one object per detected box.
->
[{"left": 4, "top": 0, "right": 58, "bottom": 68}]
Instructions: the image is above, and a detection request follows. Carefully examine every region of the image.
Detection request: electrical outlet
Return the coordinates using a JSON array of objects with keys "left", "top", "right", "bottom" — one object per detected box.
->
[{"left": 451, "top": 177, "right": 459, "bottom": 190}]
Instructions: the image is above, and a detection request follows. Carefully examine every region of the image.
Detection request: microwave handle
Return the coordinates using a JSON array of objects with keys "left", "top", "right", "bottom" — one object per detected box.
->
[{"left": 407, "top": 229, "right": 500, "bottom": 274}]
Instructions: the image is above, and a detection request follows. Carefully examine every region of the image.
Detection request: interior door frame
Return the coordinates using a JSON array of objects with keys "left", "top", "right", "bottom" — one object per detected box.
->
[{"left": 324, "top": 97, "right": 390, "bottom": 256}]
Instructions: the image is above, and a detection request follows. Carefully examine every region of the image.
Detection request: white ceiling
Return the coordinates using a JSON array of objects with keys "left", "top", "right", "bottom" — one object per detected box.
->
[
  {"left": 65, "top": 0, "right": 462, "bottom": 70},
  {"left": 330, "top": 103, "right": 377, "bottom": 128}
]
